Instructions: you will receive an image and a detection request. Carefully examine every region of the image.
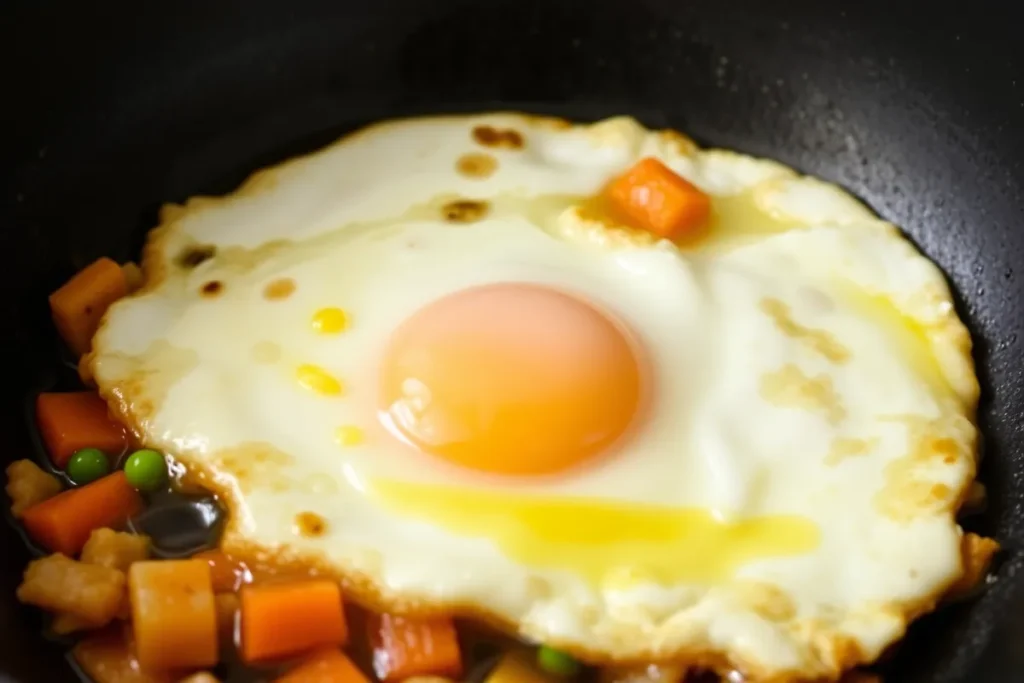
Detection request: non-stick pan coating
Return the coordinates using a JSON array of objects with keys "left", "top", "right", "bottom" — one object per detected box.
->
[{"left": 1, "top": 1, "right": 1022, "bottom": 682}]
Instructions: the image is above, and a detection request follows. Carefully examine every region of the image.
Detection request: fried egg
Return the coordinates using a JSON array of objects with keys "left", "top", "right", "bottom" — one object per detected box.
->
[{"left": 88, "top": 114, "right": 980, "bottom": 682}]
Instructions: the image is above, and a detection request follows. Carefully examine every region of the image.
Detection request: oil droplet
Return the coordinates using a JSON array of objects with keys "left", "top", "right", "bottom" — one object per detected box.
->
[
  {"left": 263, "top": 277, "right": 296, "bottom": 300},
  {"left": 311, "top": 307, "right": 349, "bottom": 334},
  {"left": 296, "top": 364, "right": 343, "bottom": 396},
  {"left": 334, "top": 425, "right": 364, "bottom": 447}
]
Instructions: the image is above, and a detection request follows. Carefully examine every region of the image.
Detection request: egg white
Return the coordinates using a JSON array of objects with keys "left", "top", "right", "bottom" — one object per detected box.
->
[{"left": 89, "top": 114, "right": 979, "bottom": 682}]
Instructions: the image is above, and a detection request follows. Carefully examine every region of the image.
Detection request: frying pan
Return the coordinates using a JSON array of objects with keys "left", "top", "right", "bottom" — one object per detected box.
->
[{"left": 1, "top": 1, "right": 1022, "bottom": 681}]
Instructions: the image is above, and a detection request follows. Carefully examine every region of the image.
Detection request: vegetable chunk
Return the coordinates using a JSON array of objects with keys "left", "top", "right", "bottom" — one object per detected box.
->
[
  {"left": 368, "top": 613, "right": 462, "bottom": 681},
  {"left": 240, "top": 579, "right": 348, "bottom": 663},
  {"left": 5, "top": 459, "right": 62, "bottom": 517},
  {"left": 129, "top": 559, "right": 218, "bottom": 671},
  {"left": 605, "top": 157, "right": 711, "bottom": 239},
  {"left": 73, "top": 626, "right": 177, "bottom": 683},
  {"left": 82, "top": 528, "right": 150, "bottom": 571},
  {"left": 17, "top": 553, "right": 125, "bottom": 626},
  {"left": 49, "top": 257, "right": 128, "bottom": 356},
  {"left": 21, "top": 471, "right": 142, "bottom": 556},
  {"left": 36, "top": 391, "right": 127, "bottom": 468},
  {"left": 275, "top": 648, "right": 369, "bottom": 683}
]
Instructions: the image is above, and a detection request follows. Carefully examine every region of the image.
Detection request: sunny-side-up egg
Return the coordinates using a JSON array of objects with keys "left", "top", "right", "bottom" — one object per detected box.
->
[{"left": 87, "top": 114, "right": 981, "bottom": 682}]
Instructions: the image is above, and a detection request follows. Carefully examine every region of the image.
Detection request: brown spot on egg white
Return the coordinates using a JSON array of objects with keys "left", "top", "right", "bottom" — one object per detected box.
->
[
  {"left": 442, "top": 199, "right": 490, "bottom": 223},
  {"left": 825, "top": 438, "right": 878, "bottom": 466},
  {"left": 211, "top": 442, "right": 296, "bottom": 493},
  {"left": 760, "top": 364, "right": 845, "bottom": 424},
  {"left": 455, "top": 152, "right": 498, "bottom": 179},
  {"left": 263, "top": 277, "right": 296, "bottom": 301},
  {"left": 294, "top": 512, "right": 328, "bottom": 538},
  {"left": 176, "top": 244, "right": 217, "bottom": 270},
  {"left": 760, "top": 298, "right": 850, "bottom": 364},
  {"left": 471, "top": 125, "right": 525, "bottom": 149},
  {"left": 200, "top": 280, "right": 223, "bottom": 297},
  {"left": 874, "top": 416, "right": 971, "bottom": 523}
]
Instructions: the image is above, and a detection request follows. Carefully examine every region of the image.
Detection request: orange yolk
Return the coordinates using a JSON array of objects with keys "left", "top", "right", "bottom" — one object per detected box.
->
[{"left": 379, "top": 283, "right": 645, "bottom": 476}]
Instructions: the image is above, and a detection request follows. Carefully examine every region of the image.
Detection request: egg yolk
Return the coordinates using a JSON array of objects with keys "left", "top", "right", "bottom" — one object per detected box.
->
[{"left": 379, "top": 283, "right": 645, "bottom": 476}]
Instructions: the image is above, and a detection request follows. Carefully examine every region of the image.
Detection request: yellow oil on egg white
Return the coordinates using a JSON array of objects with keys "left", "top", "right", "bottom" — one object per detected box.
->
[{"left": 371, "top": 480, "right": 821, "bottom": 586}]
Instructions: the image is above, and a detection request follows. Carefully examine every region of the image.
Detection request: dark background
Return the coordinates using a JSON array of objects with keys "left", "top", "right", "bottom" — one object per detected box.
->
[{"left": 1, "top": 1, "right": 1023, "bottom": 681}]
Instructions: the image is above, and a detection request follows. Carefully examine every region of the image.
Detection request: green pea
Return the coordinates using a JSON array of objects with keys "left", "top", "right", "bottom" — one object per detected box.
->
[
  {"left": 123, "top": 449, "right": 168, "bottom": 492},
  {"left": 66, "top": 448, "right": 111, "bottom": 485},
  {"left": 537, "top": 645, "right": 579, "bottom": 677}
]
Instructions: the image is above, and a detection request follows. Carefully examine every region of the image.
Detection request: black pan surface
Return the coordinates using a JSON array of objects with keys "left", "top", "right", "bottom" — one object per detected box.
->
[{"left": 1, "top": 1, "right": 1022, "bottom": 682}]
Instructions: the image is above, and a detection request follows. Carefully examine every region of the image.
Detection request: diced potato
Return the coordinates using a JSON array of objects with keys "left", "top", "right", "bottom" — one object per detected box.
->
[
  {"left": 129, "top": 560, "right": 218, "bottom": 670},
  {"left": 50, "top": 530, "right": 147, "bottom": 632},
  {"left": 599, "top": 664, "right": 685, "bottom": 683},
  {"left": 52, "top": 612, "right": 95, "bottom": 635},
  {"left": 73, "top": 627, "right": 177, "bottom": 683},
  {"left": 5, "top": 459, "right": 62, "bottom": 517},
  {"left": 17, "top": 553, "right": 125, "bottom": 626},
  {"left": 82, "top": 529, "right": 151, "bottom": 572},
  {"left": 177, "top": 674, "right": 221, "bottom": 683}
]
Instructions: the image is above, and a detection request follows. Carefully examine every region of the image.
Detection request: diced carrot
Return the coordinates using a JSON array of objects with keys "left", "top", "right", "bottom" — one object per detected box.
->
[
  {"left": 49, "top": 257, "right": 128, "bottom": 356},
  {"left": 36, "top": 391, "right": 128, "bottom": 468},
  {"left": 368, "top": 613, "right": 462, "bottom": 681},
  {"left": 274, "top": 648, "right": 369, "bottom": 683},
  {"left": 605, "top": 157, "right": 711, "bottom": 240},
  {"left": 240, "top": 579, "right": 348, "bottom": 663},
  {"left": 21, "top": 472, "right": 142, "bottom": 556},
  {"left": 129, "top": 559, "right": 218, "bottom": 671},
  {"left": 193, "top": 549, "right": 251, "bottom": 593}
]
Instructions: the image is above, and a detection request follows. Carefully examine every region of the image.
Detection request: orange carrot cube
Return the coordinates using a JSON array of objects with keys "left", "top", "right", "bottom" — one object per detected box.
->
[
  {"left": 21, "top": 471, "right": 142, "bottom": 556},
  {"left": 368, "top": 613, "right": 462, "bottom": 681},
  {"left": 240, "top": 579, "right": 348, "bottom": 663},
  {"left": 49, "top": 257, "right": 128, "bottom": 356},
  {"left": 605, "top": 157, "right": 711, "bottom": 239},
  {"left": 36, "top": 391, "right": 127, "bottom": 468}
]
